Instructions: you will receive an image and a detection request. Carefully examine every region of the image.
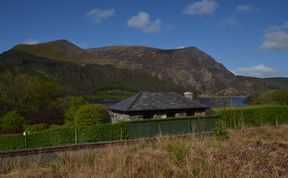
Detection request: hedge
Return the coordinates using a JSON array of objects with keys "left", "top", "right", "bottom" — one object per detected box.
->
[
  {"left": 0, "top": 134, "right": 24, "bottom": 150},
  {"left": 0, "top": 122, "right": 128, "bottom": 151},
  {"left": 216, "top": 105, "right": 288, "bottom": 128},
  {"left": 1, "top": 105, "right": 288, "bottom": 151}
]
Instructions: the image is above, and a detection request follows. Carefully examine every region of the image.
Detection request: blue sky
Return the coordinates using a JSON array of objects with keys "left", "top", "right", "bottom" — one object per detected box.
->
[{"left": 0, "top": 0, "right": 288, "bottom": 77}]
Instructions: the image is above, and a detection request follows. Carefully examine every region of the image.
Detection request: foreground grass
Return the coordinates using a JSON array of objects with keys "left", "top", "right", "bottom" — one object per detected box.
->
[{"left": 1, "top": 125, "right": 288, "bottom": 178}]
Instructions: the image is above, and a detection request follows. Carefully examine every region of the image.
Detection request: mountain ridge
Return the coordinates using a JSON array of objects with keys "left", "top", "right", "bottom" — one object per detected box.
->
[{"left": 2, "top": 39, "right": 288, "bottom": 96}]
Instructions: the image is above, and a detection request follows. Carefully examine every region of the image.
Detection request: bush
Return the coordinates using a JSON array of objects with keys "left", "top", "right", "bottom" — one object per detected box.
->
[
  {"left": 25, "top": 124, "right": 48, "bottom": 132},
  {"left": 165, "top": 142, "right": 188, "bottom": 164},
  {"left": 30, "top": 106, "right": 64, "bottom": 125},
  {"left": 213, "top": 120, "right": 228, "bottom": 139},
  {"left": 0, "top": 111, "right": 25, "bottom": 129},
  {"left": 247, "top": 88, "right": 288, "bottom": 105},
  {"left": 64, "top": 96, "right": 89, "bottom": 123},
  {"left": 75, "top": 104, "right": 109, "bottom": 126}
]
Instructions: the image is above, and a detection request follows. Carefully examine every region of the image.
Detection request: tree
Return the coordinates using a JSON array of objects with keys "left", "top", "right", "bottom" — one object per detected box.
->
[
  {"left": 0, "top": 111, "right": 25, "bottom": 129},
  {"left": 75, "top": 104, "right": 109, "bottom": 125},
  {"left": 64, "top": 96, "right": 89, "bottom": 123},
  {"left": 31, "top": 106, "right": 64, "bottom": 125},
  {"left": 249, "top": 88, "right": 288, "bottom": 105}
]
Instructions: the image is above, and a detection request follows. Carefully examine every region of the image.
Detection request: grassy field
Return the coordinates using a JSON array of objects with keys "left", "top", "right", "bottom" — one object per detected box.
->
[{"left": 1, "top": 125, "right": 288, "bottom": 178}]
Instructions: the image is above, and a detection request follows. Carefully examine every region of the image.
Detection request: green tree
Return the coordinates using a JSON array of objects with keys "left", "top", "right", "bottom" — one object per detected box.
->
[
  {"left": 75, "top": 104, "right": 109, "bottom": 126},
  {"left": 64, "top": 96, "right": 89, "bottom": 123},
  {"left": 251, "top": 88, "right": 288, "bottom": 105},
  {"left": 0, "top": 111, "right": 25, "bottom": 129}
]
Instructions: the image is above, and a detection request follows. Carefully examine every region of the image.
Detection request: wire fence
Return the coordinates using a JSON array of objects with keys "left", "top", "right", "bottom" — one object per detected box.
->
[
  {"left": 128, "top": 116, "right": 218, "bottom": 139},
  {"left": 0, "top": 116, "right": 219, "bottom": 151}
]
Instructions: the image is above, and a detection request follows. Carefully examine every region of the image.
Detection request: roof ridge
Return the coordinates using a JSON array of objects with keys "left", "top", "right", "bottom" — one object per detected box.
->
[{"left": 127, "top": 92, "right": 143, "bottom": 110}]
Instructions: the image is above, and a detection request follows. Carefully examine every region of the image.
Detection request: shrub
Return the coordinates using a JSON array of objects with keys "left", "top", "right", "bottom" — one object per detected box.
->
[
  {"left": 75, "top": 104, "right": 109, "bottom": 126},
  {"left": 0, "top": 111, "right": 25, "bottom": 129},
  {"left": 165, "top": 142, "right": 188, "bottom": 164},
  {"left": 213, "top": 120, "right": 228, "bottom": 139},
  {"left": 247, "top": 88, "right": 288, "bottom": 105},
  {"left": 26, "top": 124, "right": 48, "bottom": 132},
  {"left": 64, "top": 96, "right": 89, "bottom": 123},
  {"left": 30, "top": 106, "right": 64, "bottom": 125}
]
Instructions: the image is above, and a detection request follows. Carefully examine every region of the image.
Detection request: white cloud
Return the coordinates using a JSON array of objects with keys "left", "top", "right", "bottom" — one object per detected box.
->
[
  {"left": 86, "top": 8, "right": 115, "bottom": 23},
  {"left": 235, "top": 65, "right": 281, "bottom": 78},
  {"left": 260, "top": 31, "right": 288, "bottom": 51},
  {"left": 183, "top": 0, "right": 218, "bottom": 15},
  {"left": 236, "top": 5, "right": 252, "bottom": 12},
  {"left": 265, "top": 21, "right": 288, "bottom": 32},
  {"left": 24, "top": 39, "right": 40, "bottom": 45},
  {"left": 127, "top": 11, "right": 162, "bottom": 33},
  {"left": 221, "top": 17, "right": 240, "bottom": 28}
]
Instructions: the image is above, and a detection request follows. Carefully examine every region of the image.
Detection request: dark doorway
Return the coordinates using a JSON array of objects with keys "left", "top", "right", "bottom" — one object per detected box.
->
[{"left": 167, "top": 113, "right": 175, "bottom": 118}]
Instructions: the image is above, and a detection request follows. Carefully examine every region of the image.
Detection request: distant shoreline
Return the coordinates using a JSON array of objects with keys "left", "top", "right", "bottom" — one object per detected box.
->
[{"left": 198, "top": 96, "right": 247, "bottom": 99}]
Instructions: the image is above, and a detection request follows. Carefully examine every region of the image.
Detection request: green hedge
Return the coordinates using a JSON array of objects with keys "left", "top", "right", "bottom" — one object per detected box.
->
[
  {"left": 0, "top": 135, "right": 24, "bottom": 150},
  {"left": 216, "top": 105, "right": 288, "bottom": 128},
  {"left": 1, "top": 105, "right": 288, "bottom": 151},
  {"left": 128, "top": 117, "right": 218, "bottom": 139},
  {"left": 0, "top": 122, "right": 128, "bottom": 151}
]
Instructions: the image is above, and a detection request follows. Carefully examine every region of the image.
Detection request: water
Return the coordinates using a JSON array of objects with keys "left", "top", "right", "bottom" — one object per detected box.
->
[
  {"left": 198, "top": 97, "right": 247, "bottom": 108},
  {"left": 90, "top": 99, "right": 119, "bottom": 106}
]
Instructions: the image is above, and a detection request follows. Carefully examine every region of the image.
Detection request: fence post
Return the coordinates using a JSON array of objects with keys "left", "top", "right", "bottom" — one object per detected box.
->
[
  {"left": 275, "top": 114, "right": 278, "bottom": 127},
  {"left": 24, "top": 134, "right": 27, "bottom": 149},
  {"left": 233, "top": 113, "right": 236, "bottom": 128},
  {"left": 120, "top": 127, "right": 123, "bottom": 140},
  {"left": 188, "top": 119, "right": 192, "bottom": 133},
  {"left": 74, "top": 127, "right": 77, "bottom": 144},
  {"left": 261, "top": 118, "right": 263, "bottom": 127},
  {"left": 158, "top": 124, "right": 162, "bottom": 136}
]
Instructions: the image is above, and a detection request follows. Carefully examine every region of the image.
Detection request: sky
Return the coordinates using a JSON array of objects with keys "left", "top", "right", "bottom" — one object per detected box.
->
[{"left": 0, "top": 0, "right": 287, "bottom": 78}]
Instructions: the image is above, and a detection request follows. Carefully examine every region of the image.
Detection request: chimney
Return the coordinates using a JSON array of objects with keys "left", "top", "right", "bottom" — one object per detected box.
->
[{"left": 184, "top": 92, "right": 193, "bottom": 100}]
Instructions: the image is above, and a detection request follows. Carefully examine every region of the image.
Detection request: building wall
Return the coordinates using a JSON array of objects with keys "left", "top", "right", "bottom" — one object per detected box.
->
[
  {"left": 110, "top": 111, "right": 143, "bottom": 123},
  {"left": 110, "top": 110, "right": 207, "bottom": 123}
]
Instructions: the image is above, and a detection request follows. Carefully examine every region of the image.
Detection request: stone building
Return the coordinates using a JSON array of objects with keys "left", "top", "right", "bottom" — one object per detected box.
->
[{"left": 109, "top": 92, "right": 210, "bottom": 123}]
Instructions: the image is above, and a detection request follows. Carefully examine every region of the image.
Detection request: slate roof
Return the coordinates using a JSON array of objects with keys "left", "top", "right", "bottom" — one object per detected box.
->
[{"left": 109, "top": 92, "right": 209, "bottom": 112}]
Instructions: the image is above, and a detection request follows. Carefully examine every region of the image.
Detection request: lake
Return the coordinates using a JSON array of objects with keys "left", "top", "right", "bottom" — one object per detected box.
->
[{"left": 198, "top": 97, "right": 247, "bottom": 108}]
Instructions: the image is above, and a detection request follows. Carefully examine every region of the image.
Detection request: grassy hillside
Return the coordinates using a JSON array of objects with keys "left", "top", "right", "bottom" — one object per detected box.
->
[
  {"left": 1, "top": 125, "right": 288, "bottom": 177},
  {"left": 11, "top": 40, "right": 87, "bottom": 63},
  {"left": 246, "top": 88, "right": 288, "bottom": 105}
]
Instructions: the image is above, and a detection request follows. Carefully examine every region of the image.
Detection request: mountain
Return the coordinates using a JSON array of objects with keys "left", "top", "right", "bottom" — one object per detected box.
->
[
  {"left": 2, "top": 39, "right": 288, "bottom": 96},
  {"left": 0, "top": 50, "right": 181, "bottom": 95},
  {"left": 87, "top": 46, "right": 242, "bottom": 95}
]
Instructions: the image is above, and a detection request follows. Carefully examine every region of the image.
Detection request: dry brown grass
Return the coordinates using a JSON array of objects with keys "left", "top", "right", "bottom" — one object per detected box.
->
[{"left": 1, "top": 125, "right": 288, "bottom": 178}]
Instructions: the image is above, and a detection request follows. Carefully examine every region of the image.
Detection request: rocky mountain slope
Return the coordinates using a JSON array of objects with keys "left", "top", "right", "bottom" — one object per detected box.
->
[
  {"left": 3, "top": 39, "right": 288, "bottom": 96},
  {"left": 0, "top": 50, "right": 181, "bottom": 95}
]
